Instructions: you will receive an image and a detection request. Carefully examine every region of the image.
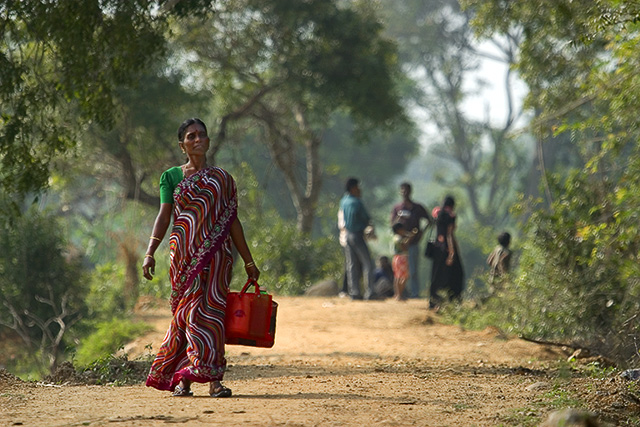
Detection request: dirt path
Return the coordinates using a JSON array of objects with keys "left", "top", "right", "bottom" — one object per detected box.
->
[{"left": 0, "top": 297, "right": 632, "bottom": 426}]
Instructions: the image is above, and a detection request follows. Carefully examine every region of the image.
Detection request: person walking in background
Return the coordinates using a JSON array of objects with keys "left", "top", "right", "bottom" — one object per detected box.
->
[
  {"left": 340, "top": 177, "right": 376, "bottom": 300},
  {"left": 487, "top": 231, "right": 512, "bottom": 294},
  {"left": 390, "top": 182, "right": 432, "bottom": 298},
  {"left": 142, "top": 118, "right": 260, "bottom": 398},
  {"left": 429, "top": 195, "right": 464, "bottom": 310}
]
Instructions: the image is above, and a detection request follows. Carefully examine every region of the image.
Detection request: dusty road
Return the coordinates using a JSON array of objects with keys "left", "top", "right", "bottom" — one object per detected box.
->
[{"left": 0, "top": 296, "right": 632, "bottom": 426}]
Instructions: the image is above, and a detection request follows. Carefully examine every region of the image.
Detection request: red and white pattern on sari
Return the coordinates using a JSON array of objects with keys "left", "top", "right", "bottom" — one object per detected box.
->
[{"left": 146, "top": 167, "right": 237, "bottom": 391}]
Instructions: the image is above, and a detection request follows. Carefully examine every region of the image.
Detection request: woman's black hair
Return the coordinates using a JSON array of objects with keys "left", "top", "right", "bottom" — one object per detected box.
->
[
  {"left": 443, "top": 195, "right": 455, "bottom": 208},
  {"left": 178, "top": 118, "right": 207, "bottom": 142},
  {"left": 498, "top": 232, "right": 511, "bottom": 247}
]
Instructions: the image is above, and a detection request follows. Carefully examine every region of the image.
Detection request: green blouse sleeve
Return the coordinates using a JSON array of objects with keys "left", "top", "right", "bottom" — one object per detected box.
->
[{"left": 159, "top": 167, "right": 183, "bottom": 204}]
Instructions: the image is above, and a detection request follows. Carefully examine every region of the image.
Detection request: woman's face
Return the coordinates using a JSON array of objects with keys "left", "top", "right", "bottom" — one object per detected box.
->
[{"left": 179, "top": 123, "right": 210, "bottom": 156}]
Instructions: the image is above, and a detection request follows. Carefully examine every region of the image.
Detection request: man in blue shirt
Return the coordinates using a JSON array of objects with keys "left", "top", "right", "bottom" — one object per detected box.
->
[{"left": 339, "top": 177, "right": 376, "bottom": 300}]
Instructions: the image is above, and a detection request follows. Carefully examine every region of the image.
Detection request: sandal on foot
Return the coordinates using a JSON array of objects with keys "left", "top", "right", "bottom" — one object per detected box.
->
[
  {"left": 172, "top": 385, "right": 194, "bottom": 397},
  {"left": 210, "top": 386, "right": 232, "bottom": 398}
]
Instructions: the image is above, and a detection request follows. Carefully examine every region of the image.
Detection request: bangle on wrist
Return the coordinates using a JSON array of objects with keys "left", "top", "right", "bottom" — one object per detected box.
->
[
  {"left": 245, "top": 261, "right": 255, "bottom": 268},
  {"left": 150, "top": 236, "right": 161, "bottom": 242},
  {"left": 145, "top": 254, "right": 154, "bottom": 260}
]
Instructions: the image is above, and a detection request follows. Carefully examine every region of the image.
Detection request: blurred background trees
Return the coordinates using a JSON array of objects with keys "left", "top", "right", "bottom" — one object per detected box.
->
[
  {"left": 0, "top": 206, "right": 87, "bottom": 375},
  {"left": 455, "top": 0, "right": 640, "bottom": 363},
  {"left": 2, "top": 0, "right": 640, "bottom": 376}
]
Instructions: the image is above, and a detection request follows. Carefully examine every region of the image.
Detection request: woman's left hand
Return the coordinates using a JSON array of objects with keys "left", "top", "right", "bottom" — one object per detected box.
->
[
  {"left": 446, "top": 252, "right": 455, "bottom": 266},
  {"left": 245, "top": 264, "right": 260, "bottom": 281}
]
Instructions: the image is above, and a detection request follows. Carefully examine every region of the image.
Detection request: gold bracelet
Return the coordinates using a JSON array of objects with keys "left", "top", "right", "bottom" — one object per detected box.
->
[
  {"left": 245, "top": 261, "right": 255, "bottom": 268},
  {"left": 145, "top": 254, "right": 155, "bottom": 260},
  {"left": 150, "top": 236, "right": 162, "bottom": 242}
]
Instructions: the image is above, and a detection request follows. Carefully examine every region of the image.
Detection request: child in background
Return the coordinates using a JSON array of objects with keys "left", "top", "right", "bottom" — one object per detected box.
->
[
  {"left": 373, "top": 256, "right": 394, "bottom": 299},
  {"left": 391, "top": 223, "right": 416, "bottom": 301},
  {"left": 487, "top": 231, "right": 512, "bottom": 292}
]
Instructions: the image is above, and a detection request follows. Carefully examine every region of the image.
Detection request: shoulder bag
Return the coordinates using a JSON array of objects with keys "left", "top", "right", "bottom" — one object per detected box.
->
[{"left": 424, "top": 226, "right": 436, "bottom": 259}]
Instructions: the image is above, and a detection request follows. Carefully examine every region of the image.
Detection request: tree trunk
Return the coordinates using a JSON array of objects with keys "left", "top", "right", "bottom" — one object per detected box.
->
[
  {"left": 293, "top": 105, "right": 322, "bottom": 234},
  {"left": 255, "top": 102, "right": 322, "bottom": 234}
]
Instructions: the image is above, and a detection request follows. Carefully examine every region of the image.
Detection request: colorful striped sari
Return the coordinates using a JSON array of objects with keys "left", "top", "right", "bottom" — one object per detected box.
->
[{"left": 146, "top": 167, "right": 238, "bottom": 391}]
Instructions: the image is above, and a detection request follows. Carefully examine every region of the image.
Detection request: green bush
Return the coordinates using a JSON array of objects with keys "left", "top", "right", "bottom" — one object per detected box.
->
[
  {"left": 85, "top": 263, "right": 128, "bottom": 319},
  {"left": 74, "top": 318, "right": 152, "bottom": 367},
  {"left": 231, "top": 162, "right": 344, "bottom": 295},
  {"left": 445, "top": 169, "right": 640, "bottom": 366},
  {"left": 0, "top": 206, "right": 88, "bottom": 375},
  {"left": 236, "top": 216, "right": 343, "bottom": 294}
]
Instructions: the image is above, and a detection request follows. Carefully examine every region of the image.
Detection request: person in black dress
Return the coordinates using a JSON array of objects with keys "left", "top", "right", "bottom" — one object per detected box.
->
[{"left": 429, "top": 196, "right": 464, "bottom": 310}]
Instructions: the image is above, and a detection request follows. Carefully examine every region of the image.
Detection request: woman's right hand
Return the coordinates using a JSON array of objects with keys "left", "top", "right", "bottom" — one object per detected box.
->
[{"left": 142, "top": 255, "right": 156, "bottom": 280}]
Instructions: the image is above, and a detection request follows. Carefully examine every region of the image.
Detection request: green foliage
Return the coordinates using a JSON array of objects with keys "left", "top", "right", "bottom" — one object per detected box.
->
[
  {"left": 242, "top": 219, "right": 343, "bottom": 295},
  {"left": 320, "top": 113, "right": 418, "bottom": 198},
  {"left": 501, "top": 384, "right": 585, "bottom": 427},
  {"left": 513, "top": 174, "right": 640, "bottom": 363},
  {"left": 173, "top": 0, "right": 410, "bottom": 233},
  {"left": 0, "top": 0, "right": 217, "bottom": 196},
  {"left": 257, "top": 0, "right": 405, "bottom": 126},
  {"left": 79, "top": 355, "right": 152, "bottom": 386},
  {"left": 2, "top": 348, "right": 50, "bottom": 382},
  {"left": 231, "top": 163, "right": 343, "bottom": 295},
  {"left": 138, "top": 247, "right": 172, "bottom": 300},
  {"left": 220, "top": 111, "right": 419, "bottom": 236},
  {"left": 445, "top": 171, "right": 640, "bottom": 365},
  {"left": 182, "top": 0, "right": 405, "bottom": 127},
  {"left": 380, "top": 0, "right": 531, "bottom": 229},
  {"left": 580, "top": 361, "right": 617, "bottom": 379},
  {"left": 85, "top": 263, "right": 128, "bottom": 319},
  {"left": 449, "top": 0, "right": 640, "bottom": 366},
  {"left": 0, "top": 205, "right": 88, "bottom": 373},
  {"left": 74, "top": 319, "right": 152, "bottom": 367},
  {"left": 89, "top": 63, "right": 211, "bottom": 207},
  {"left": 0, "top": 1, "right": 157, "bottom": 194},
  {"left": 540, "top": 386, "right": 584, "bottom": 410}
]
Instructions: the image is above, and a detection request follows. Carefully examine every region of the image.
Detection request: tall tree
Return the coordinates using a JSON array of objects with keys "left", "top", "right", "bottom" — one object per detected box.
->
[
  {"left": 173, "top": 0, "right": 407, "bottom": 233},
  {"left": 462, "top": 0, "right": 610, "bottom": 206},
  {"left": 380, "top": 0, "right": 529, "bottom": 227}
]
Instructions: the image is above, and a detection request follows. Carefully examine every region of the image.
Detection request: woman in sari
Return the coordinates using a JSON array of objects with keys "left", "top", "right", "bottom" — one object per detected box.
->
[
  {"left": 428, "top": 195, "right": 464, "bottom": 310},
  {"left": 142, "top": 118, "right": 260, "bottom": 397}
]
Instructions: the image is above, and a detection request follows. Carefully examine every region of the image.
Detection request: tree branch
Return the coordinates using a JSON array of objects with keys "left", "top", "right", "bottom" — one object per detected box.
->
[{"left": 212, "top": 85, "right": 276, "bottom": 158}]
